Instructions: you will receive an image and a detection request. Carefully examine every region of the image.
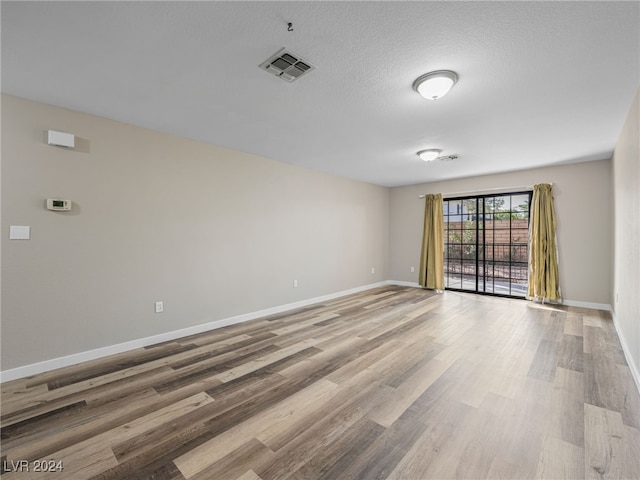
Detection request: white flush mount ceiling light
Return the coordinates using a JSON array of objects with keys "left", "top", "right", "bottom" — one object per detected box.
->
[
  {"left": 417, "top": 149, "right": 441, "bottom": 162},
  {"left": 413, "top": 70, "right": 458, "bottom": 100}
]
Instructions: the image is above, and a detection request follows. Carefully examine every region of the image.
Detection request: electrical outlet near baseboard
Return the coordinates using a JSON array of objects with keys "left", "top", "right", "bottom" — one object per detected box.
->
[{"left": 155, "top": 301, "right": 164, "bottom": 313}]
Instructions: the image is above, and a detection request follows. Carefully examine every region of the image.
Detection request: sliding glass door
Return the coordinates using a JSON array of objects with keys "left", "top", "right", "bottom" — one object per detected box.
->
[{"left": 443, "top": 192, "right": 532, "bottom": 298}]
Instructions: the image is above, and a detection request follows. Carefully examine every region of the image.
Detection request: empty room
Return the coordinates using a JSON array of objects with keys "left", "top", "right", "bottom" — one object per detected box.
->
[{"left": 1, "top": 1, "right": 639, "bottom": 479}]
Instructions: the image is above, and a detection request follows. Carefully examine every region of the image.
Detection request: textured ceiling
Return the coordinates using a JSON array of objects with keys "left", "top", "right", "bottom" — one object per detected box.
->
[{"left": 2, "top": 1, "right": 639, "bottom": 187}]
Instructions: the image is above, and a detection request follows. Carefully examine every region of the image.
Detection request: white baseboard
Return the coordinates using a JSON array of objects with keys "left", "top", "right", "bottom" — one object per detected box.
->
[
  {"left": 0, "top": 281, "right": 388, "bottom": 383},
  {"left": 388, "top": 280, "right": 421, "bottom": 288},
  {"left": 561, "top": 299, "right": 611, "bottom": 311},
  {"left": 609, "top": 308, "right": 640, "bottom": 397}
]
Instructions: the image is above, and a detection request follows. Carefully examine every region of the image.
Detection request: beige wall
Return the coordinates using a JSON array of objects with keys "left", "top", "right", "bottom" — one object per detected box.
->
[
  {"left": 612, "top": 89, "right": 640, "bottom": 381},
  {"left": 2, "top": 91, "right": 633, "bottom": 378},
  {"left": 390, "top": 160, "right": 612, "bottom": 305},
  {"left": 1, "top": 95, "right": 389, "bottom": 371}
]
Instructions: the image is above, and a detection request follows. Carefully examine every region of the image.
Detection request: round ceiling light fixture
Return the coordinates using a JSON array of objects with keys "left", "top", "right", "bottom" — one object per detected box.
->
[
  {"left": 413, "top": 70, "right": 458, "bottom": 100},
  {"left": 417, "top": 149, "right": 441, "bottom": 162}
]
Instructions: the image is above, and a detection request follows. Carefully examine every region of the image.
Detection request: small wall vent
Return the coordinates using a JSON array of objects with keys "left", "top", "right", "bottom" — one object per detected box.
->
[
  {"left": 259, "top": 48, "right": 316, "bottom": 83},
  {"left": 437, "top": 154, "right": 458, "bottom": 162}
]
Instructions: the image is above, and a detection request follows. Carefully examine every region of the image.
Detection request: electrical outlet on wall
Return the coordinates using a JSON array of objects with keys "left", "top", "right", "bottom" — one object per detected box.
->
[
  {"left": 293, "top": 280, "right": 298, "bottom": 288},
  {"left": 371, "top": 267, "right": 375, "bottom": 274},
  {"left": 410, "top": 266, "right": 415, "bottom": 272},
  {"left": 155, "top": 301, "right": 164, "bottom": 313}
]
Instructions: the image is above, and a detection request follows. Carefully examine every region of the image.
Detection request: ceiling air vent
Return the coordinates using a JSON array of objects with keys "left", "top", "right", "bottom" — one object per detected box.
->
[{"left": 259, "top": 48, "right": 316, "bottom": 83}]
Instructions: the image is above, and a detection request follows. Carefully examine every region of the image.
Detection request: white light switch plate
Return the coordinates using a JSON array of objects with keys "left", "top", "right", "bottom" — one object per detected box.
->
[{"left": 9, "top": 226, "right": 30, "bottom": 240}]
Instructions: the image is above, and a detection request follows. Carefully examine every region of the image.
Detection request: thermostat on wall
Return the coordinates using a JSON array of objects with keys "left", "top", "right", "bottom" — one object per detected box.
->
[{"left": 46, "top": 199, "right": 72, "bottom": 211}]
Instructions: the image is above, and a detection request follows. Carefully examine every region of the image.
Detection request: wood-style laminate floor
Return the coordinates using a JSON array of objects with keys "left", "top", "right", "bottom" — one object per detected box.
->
[{"left": 1, "top": 286, "right": 639, "bottom": 479}]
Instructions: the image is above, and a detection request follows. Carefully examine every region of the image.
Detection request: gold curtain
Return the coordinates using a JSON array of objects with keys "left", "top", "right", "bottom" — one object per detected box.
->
[
  {"left": 419, "top": 194, "right": 445, "bottom": 290},
  {"left": 528, "top": 183, "right": 561, "bottom": 301}
]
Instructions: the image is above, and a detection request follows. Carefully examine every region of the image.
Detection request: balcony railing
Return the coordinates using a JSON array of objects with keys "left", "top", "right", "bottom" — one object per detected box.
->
[
  {"left": 444, "top": 243, "right": 529, "bottom": 283},
  {"left": 445, "top": 243, "right": 528, "bottom": 264}
]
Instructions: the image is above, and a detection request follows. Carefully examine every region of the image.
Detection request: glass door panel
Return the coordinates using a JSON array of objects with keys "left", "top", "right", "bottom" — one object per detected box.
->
[{"left": 443, "top": 191, "right": 532, "bottom": 298}]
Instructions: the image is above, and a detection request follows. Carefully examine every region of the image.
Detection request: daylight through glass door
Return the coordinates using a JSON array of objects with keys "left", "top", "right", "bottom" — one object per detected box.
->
[{"left": 443, "top": 192, "right": 532, "bottom": 298}]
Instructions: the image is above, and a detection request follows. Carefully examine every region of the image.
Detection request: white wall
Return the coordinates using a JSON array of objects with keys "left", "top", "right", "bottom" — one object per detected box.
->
[
  {"left": 612, "top": 88, "right": 640, "bottom": 385},
  {"left": 1, "top": 95, "right": 389, "bottom": 371},
  {"left": 389, "top": 160, "right": 612, "bottom": 306}
]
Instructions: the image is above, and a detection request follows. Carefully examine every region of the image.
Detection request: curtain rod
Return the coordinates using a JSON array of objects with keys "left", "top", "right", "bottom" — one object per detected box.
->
[{"left": 418, "top": 183, "right": 553, "bottom": 199}]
